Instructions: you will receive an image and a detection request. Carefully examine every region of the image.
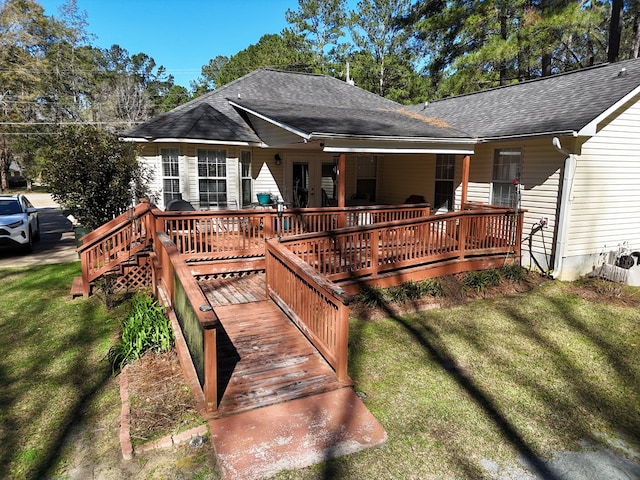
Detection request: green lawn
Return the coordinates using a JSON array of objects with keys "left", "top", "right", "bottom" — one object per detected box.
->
[
  {"left": 276, "top": 280, "right": 640, "bottom": 479},
  {"left": 0, "top": 263, "right": 123, "bottom": 479},
  {"left": 2, "top": 263, "right": 638, "bottom": 479}
]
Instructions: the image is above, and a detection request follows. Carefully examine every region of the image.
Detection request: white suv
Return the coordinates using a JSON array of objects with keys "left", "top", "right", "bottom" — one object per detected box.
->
[{"left": 0, "top": 194, "right": 40, "bottom": 253}]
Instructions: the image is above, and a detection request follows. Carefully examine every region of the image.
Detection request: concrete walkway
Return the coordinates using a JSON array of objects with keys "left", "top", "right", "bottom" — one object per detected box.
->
[{"left": 0, "top": 193, "right": 79, "bottom": 267}]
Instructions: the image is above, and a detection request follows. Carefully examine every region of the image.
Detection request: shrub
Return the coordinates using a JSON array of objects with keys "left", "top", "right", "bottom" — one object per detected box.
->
[
  {"left": 387, "top": 285, "right": 408, "bottom": 303},
  {"left": 500, "top": 264, "right": 525, "bottom": 282},
  {"left": 419, "top": 278, "right": 444, "bottom": 297},
  {"left": 358, "top": 285, "right": 387, "bottom": 308},
  {"left": 402, "top": 280, "right": 423, "bottom": 300},
  {"left": 463, "top": 269, "right": 501, "bottom": 292},
  {"left": 108, "top": 292, "right": 174, "bottom": 372}
]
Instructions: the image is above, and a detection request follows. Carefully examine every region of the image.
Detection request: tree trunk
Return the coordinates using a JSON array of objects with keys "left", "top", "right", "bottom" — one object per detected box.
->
[
  {"left": 500, "top": 12, "right": 508, "bottom": 85},
  {"left": 608, "top": 0, "right": 624, "bottom": 62},
  {"left": 631, "top": 9, "right": 640, "bottom": 58},
  {"left": 541, "top": 53, "right": 552, "bottom": 76}
]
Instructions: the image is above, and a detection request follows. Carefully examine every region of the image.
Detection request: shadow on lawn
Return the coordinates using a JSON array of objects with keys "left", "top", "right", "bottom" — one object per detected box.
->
[
  {"left": 357, "top": 291, "right": 560, "bottom": 479},
  {"left": 0, "top": 264, "right": 115, "bottom": 479},
  {"left": 332, "top": 274, "right": 639, "bottom": 480}
]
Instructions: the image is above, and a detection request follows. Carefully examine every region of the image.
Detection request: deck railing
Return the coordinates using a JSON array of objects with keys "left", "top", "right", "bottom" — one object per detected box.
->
[
  {"left": 265, "top": 238, "right": 351, "bottom": 382},
  {"left": 76, "top": 202, "right": 154, "bottom": 296},
  {"left": 280, "top": 208, "right": 524, "bottom": 282},
  {"left": 153, "top": 232, "right": 219, "bottom": 413},
  {"left": 154, "top": 204, "right": 432, "bottom": 258}
]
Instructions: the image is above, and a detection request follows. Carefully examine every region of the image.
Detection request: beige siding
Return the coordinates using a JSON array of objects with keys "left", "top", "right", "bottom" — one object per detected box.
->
[
  {"left": 377, "top": 154, "right": 434, "bottom": 205},
  {"left": 565, "top": 98, "right": 640, "bottom": 263},
  {"left": 470, "top": 140, "right": 565, "bottom": 271}
]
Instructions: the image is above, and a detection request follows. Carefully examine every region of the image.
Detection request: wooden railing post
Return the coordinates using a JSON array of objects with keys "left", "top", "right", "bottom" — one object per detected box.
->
[
  {"left": 515, "top": 210, "right": 524, "bottom": 261},
  {"left": 335, "top": 306, "right": 349, "bottom": 382},
  {"left": 458, "top": 214, "right": 468, "bottom": 260},
  {"left": 371, "top": 228, "right": 379, "bottom": 278},
  {"left": 203, "top": 327, "right": 217, "bottom": 413},
  {"left": 80, "top": 250, "right": 90, "bottom": 297}
]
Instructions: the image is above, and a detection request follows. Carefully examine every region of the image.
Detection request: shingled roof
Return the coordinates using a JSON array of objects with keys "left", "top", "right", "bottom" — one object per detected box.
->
[
  {"left": 412, "top": 58, "right": 640, "bottom": 140},
  {"left": 125, "top": 59, "right": 640, "bottom": 145},
  {"left": 123, "top": 69, "right": 470, "bottom": 144}
]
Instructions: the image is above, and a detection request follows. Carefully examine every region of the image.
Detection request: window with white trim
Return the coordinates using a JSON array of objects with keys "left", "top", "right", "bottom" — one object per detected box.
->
[
  {"left": 240, "top": 151, "right": 252, "bottom": 207},
  {"left": 198, "top": 149, "right": 227, "bottom": 208},
  {"left": 161, "top": 148, "right": 180, "bottom": 206},
  {"left": 491, "top": 148, "right": 522, "bottom": 207},
  {"left": 434, "top": 154, "right": 455, "bottom": 211}
]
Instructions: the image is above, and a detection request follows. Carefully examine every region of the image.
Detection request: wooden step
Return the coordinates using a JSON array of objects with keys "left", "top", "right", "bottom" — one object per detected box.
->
[{"left": 70, "top": 276, "right": 85, "bottom": 298}]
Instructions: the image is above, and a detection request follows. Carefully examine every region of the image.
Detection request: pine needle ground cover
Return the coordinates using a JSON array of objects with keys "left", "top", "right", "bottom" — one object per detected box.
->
[{"left": 275, "top": 280, "right": 640, "bottom": 479}]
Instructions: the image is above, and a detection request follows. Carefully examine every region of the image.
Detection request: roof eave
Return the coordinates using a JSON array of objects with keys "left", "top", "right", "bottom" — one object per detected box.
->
[
  {"left": 229, "top": 100, "right": 312, "bottom": 140},
  {"left": 577, "top": 84, "right": 640, "bottom": 136},
  {"left": 120, "top": 136, "right": 258, "bottom": 146},
  {"left": 477, "top": 130, "right": 578, "bottom": 143},
  {"left": 316, "top": 134, "right": 476, "bottom": 155}
]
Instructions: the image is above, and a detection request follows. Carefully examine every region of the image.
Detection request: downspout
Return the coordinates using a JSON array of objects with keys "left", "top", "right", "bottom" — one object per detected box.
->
[{"left": 550, "top": 137, "right": 576, "bottom": 279}]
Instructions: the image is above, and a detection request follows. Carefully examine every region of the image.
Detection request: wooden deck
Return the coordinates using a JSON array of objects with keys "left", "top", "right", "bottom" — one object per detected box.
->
[{"left": 199, "top": 273, "right": 350, "bottom": 417}]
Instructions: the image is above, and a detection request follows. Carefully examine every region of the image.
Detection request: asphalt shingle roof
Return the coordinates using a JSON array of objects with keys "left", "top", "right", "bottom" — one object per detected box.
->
[
  {"left": 124, "top": 69, "right": 468, "bottom": 142},
  {"left": 125, "top": 59, "right": 640, "bottom": 144},
  {"left": 413, "top": 58, "right": 640, "bottom": 139}
]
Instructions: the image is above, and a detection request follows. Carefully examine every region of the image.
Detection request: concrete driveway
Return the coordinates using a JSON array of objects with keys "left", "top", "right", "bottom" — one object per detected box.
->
[{"left": 0, "top": 193, "right": 79, "bottom": 268}]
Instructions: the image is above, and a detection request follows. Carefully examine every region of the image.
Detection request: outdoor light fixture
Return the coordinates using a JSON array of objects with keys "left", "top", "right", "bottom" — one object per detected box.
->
[
  {"left": 274, "top": 153, "right": 282, "bottom": 165},
  {"left": 276, "top": 199, "right": 285, "bottom": 239}
]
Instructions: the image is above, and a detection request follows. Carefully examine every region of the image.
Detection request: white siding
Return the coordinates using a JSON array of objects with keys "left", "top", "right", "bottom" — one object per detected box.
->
[
  {"left": 253, "top": 149, "right": 283, "bottom": 202},
  {"left": 562, "top": 97, "right": 640, "bottom": 276}
]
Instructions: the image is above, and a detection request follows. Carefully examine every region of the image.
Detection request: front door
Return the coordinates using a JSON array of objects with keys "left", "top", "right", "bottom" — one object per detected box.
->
[{"left": 288, "top": 156, "right": 337, "bottom": 208}]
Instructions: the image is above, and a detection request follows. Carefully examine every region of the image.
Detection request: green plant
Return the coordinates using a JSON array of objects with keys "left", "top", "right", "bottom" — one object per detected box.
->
[
  {"left": 402, "top": 280, "right": 423, "bottom": 300},
  {"left": 419, "top": 278, "right": 444, "bottom": 297},
  {"left": 463, "top": 269, "right": 501, "bottom": 292},
  {"left": 387, "top": 285, "right": 408, "bottom": 303},
  {"left": 108, "top": 291, "right": 174, "bottom": 372},
  {"left": 500, "top": 264, "right": 525, "bottom": 282},
  {"left": 42, "top": 125, "right": 150, "bottom": 230},
  {"left": 358, "top": 285, "right": 387, "bottom": 307}
]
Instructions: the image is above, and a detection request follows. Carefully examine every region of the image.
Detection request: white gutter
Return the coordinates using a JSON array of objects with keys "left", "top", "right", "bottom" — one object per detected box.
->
[
  {"left": 322, "top": 146, "right": 475, "bottom": 154},
  {"left": 120, "top": 136, "right": 257, "bottom": 146},
  {"left": 550, "top": 137, "right": 576, "bottom": 279}
]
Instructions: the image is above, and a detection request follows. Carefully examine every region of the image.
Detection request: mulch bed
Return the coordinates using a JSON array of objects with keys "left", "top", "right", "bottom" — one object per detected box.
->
[{"left": 125, "top": 350, "right": 202, "bottom": 445}]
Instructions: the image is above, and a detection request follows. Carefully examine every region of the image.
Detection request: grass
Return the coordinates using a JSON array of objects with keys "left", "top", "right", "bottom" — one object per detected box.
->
[
  {"left": 0, "top": 262, "right": 220, "bottom": 480},
  {"left": 0, "top": 262, "right": 124, "bottom": 479},
  {"left": 274, "top": 280, "right": 640, "bottom": 479},
  {"left": 2, "top": 261, "right": 639, "bottom": 479}
]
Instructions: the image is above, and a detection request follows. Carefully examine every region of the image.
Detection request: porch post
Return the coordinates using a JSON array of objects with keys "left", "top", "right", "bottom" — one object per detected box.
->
[
  {"left": 337, "top": 153, "right": 346, "bottom": 208},
  {"left": 461, "top": 154, "right": 470, "bottom": 208}
]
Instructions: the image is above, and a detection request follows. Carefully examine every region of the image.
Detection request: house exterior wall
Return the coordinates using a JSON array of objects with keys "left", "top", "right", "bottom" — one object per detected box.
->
[
  {"left": 558, "top": 97, "right": 640, "bottom": 280},
  {"left": 377, "top": 154, "right": 435, "bottom": 205},
  {"left": 469, "top": 139, "right": 565, "bottom": 273}
]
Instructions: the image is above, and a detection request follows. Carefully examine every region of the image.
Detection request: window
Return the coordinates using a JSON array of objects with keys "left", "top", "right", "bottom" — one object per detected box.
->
[
  {"left": 491, "top": 148, "right": 522, "bottom": 207},
  {"left": 355, "top": 155, "right": 377, "bottom": 201},
  {"left": 161, "top": 148, "right": 180, "bottom": 206},
  {"left": 198, "top": 149, "right": 227, "bottom": 208},
  {"left": 434, "top": 154, "right": 455, "bottom": 211},
  {"left": 240, "top": 151, "right": 252, "bottom": 207}
]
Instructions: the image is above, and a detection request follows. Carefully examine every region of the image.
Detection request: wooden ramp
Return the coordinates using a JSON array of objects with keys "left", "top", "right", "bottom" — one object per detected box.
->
[{"left": 199, "top": 273, "right": 350, "bottom": 418}]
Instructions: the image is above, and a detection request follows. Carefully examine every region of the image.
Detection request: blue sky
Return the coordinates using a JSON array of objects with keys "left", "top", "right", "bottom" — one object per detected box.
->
[{"left": 39, "top": 0, "right": 309, "bottom": 88}]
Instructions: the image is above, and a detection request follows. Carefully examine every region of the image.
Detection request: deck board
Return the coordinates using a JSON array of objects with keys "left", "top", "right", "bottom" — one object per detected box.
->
[{"left": 198, "top": 273, "right": 348, "bottom": 417}]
